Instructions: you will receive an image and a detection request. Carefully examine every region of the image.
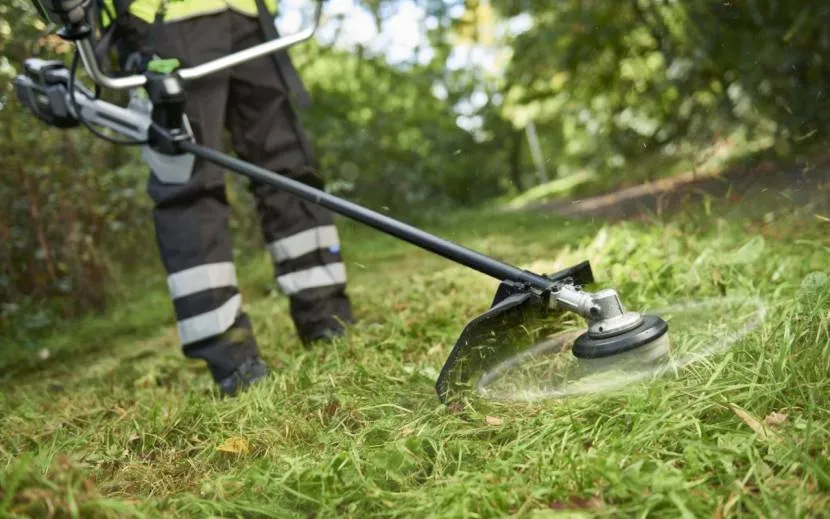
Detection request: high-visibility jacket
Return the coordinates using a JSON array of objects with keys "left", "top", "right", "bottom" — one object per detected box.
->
[{"left": 103, "top": 0, "right": 278, "bottom": 25}]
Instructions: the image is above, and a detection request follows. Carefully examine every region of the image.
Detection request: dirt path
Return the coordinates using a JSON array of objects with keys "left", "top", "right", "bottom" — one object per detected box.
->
[{"left": 525, "top": 153, "right": 830, "bottom": 221}]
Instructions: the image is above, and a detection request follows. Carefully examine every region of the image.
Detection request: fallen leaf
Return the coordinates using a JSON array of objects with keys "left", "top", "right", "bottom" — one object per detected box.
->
[
  {"left": 763, "top": 411, "right": 788, "bottom": 427},
  {"left": 728, "top": 404, "right": 778, "bottom": 441},
  {"left": 485, "top": 416, "right": 503, "bottom": 426},
  {"left": 55, "top": 455, "right": 74, "bottom": 471},
  {"left": 216, "top": 436, "right": 250, "bottom": 455},
  {"left": 128, "top": 433, "right": 140, "bottom": 443},
  {"left": 549, "top": 496, "right": 602, "bottom": 510}
]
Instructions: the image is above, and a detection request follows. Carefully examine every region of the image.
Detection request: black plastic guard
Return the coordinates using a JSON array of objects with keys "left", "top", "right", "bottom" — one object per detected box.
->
[{"left": 435, "top": 260, "right": 594, "bottom": 403}]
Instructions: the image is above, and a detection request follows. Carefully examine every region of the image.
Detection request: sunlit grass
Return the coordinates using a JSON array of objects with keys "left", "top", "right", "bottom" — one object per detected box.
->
[{"left": 1, "top": 196, "right": 828, "bottom": 518}]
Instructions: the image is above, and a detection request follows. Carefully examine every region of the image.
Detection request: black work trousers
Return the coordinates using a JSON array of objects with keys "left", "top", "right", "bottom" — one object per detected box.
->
[{"left": 143, "top": 11, "right": 353, "bottom": 381}]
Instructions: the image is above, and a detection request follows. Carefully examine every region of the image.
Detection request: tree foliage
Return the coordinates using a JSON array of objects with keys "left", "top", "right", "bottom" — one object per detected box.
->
[
  {"left": 1, "top": 1, "right": 153, "bottom": 329},
  {"left": 491, "top": 0, "right": 830, "bottom": 174}
]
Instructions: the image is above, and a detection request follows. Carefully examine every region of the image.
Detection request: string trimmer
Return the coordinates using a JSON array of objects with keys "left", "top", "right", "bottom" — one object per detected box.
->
[{"left": 16, "top": 0, "right": 671, "bottom": 404}]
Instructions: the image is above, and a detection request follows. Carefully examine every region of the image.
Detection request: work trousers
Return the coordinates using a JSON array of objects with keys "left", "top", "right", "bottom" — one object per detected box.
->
[{"left": 143, "top": 11, "right": 353, "bottom": 381}]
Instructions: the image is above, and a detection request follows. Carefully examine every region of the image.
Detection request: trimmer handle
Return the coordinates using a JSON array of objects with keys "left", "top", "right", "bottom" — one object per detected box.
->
[{"left": 36, "top": 0, "right": 325, "bottom": 91}]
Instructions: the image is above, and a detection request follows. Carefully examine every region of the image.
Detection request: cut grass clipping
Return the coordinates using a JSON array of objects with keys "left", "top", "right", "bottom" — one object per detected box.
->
[{"left": 1, "top": 202, "right": 828, "bottom": 518}]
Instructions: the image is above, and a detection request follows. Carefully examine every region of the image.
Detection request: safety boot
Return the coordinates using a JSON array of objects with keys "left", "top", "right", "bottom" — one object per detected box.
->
[{"left": 217, "top": 355, "right": 269, "bottom": 396}]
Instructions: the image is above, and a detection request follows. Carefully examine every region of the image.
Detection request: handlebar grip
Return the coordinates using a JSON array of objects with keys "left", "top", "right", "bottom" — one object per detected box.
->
[{"left": 74, "top": 0, "right": 325, "bottom": 91}]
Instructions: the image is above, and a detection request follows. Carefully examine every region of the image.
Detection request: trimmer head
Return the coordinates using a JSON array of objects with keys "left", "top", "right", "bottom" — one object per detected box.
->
[
  {"left": 547, "top": 285, "right": 671, "bottom": 376},
  {"left": 570, "top": 286, "right": 671, "bottom": 370},
  {"left": 573, "top": 314, "right": 669, "bottom": 359},
  {"left": 573, "top": 330, "right": 671, "bottom": 376},
  {"left": 475, "top": 295, "right": 767, "bottom": 402}
]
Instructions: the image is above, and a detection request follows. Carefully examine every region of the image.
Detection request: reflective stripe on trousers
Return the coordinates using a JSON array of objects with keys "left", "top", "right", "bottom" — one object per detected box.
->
[
  {"left": 166, "top": 261, "right": 242, "bottom": 345},
  {"left": 177, "top": 294, "right": 242, "bottom": 345},
  {"left": 167, "top": 262, "right": 238, "bottom": 299},
  {"left": 266, "top": 225, "right": 340, "bottom": 262},
  {"left": 277, "top": 263, "right": 347, "bottom": 295},
  {"left": 267, "top": 225, "right": 348, "bottom": 295}
]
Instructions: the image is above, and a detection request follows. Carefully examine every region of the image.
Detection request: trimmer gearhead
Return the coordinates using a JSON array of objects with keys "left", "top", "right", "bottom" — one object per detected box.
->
[{"left": 552, "top": 286, "right": 671, "bottom": 370}]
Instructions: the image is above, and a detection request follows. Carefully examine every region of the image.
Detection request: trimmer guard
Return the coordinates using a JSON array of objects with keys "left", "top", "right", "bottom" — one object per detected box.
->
[{"left": 436, "top": 261, "right": 594, "bottom": 403}]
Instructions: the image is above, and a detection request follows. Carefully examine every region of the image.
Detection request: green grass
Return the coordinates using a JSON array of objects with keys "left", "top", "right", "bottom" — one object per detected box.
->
[{"left": 1, "top": 195, "right": 828, "bottom": 518}]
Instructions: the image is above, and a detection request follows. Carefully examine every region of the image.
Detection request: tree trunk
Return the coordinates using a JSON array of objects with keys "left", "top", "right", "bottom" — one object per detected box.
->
[{"left": 508, "top": 129, "right": 525, "bottom": 192}]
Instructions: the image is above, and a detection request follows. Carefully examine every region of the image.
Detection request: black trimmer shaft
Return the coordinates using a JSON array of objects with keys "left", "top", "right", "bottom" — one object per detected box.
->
[{"left": 181, "top": 141, "right": 556, "bottom": 291}]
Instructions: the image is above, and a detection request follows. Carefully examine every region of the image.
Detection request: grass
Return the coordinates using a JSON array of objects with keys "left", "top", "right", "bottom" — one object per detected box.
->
[{"left": 0, "top": 190, "right": 828, "bottom": 518}]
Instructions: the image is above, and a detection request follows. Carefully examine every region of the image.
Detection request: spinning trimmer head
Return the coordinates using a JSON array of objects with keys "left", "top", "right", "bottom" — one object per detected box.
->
[
  {"left": 568, "top": 288, "right": 671, "bottom": 375},
  {"left": 435, "top": 272, "right": 671, "bottom": 403}
]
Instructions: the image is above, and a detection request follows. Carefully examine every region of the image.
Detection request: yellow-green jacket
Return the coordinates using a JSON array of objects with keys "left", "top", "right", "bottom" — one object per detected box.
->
[{"left": 104, "top": 0, "right": 278, "bottom": 25}]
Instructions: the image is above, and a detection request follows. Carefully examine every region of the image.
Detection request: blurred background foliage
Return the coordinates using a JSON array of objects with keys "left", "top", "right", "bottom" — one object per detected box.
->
[{"left": 1, "top": 0, "right": 828, "bottom": 337}]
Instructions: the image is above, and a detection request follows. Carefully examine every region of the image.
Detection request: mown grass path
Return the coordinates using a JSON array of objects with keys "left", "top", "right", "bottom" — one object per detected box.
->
[{"left": 1, "top": 186, "right": 828, "bottom": 518}]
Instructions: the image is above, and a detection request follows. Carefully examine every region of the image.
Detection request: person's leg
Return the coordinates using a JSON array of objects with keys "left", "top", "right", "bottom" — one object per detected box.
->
[
  {"left": 225, "top": 12, "right": 353, "bottom": 343},
  {"left": 144, "top": 13, "right": 265, "bottom": 392}
]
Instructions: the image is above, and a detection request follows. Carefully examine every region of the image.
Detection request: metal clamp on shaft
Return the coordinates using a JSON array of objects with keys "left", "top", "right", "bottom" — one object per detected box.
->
[{"left": 551, "top": 285, "right": 644, "bottom": 337}]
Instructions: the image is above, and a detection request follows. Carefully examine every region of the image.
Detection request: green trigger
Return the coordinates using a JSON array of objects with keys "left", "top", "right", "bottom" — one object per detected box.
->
[{"left": 147, "top": 58, "right": 181, "bottom": 74}]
